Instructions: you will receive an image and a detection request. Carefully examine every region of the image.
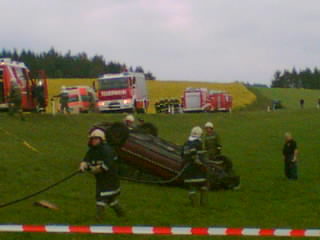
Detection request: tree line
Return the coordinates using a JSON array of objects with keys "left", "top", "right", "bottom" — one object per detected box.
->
[
  {"left": 0, "top": 48, "right": 156, "bottom": 80},
  {"left": 271, "top": 68, "right": 320, "bottom": 89}
]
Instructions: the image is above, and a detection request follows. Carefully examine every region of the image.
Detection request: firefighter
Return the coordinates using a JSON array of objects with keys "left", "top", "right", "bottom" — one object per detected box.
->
[
  {"left": 159, "top": 99, "right": 165, "bottom": 113},
  {"left": 154, "top": 101, "right": 161, "bottom": 113},
  {"left": 173, "top": 98, "right": 180, "bottom": 113},
  {"left": 203, "top": 122, "right": 221, "bottom": 160},
  {"left": 163, "top": 99, "right": 169, "bottom": 113},
  {"left": 79, "top": 129, "right": 125, "bottom": 220},
  {"left": 182, "top": 126, "right": 209, "bottom": 207},
  {"left": 33, "top": 81, "right": 45, "bottom": 112},
  {"left": 124, "top": 114, "right": 136, "bottom": 130},
  {"left": 282, "top": 132, "right": 299, "bottom": 180},
  {"left": 54, "top": 86, "right": 70, "bottom": 114},
  {"left": 8, "top": 83, "right": 25, "bottom": 120}
]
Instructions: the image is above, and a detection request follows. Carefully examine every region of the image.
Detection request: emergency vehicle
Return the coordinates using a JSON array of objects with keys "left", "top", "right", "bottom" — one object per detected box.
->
[
  {"left": 96, "top": 72, "right": 148, "bottom": 113},
  {"left": 181, "top": 88, "right": 211, "bottom": 112},
  {"left": 208, "top": 90, "right": 232, "bottom": 112},
  {"left": 64, "top": 86, "right": 97, "bottom": 113},
  {"left": 0, "top": 58, "right": 48, "bottom": 111},
  {"left": 181, "top": 88, "right": 232, "bottom": 112}
]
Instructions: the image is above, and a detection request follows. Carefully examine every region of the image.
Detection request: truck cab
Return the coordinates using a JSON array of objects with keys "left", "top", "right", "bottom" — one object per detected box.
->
[{"left": 96, "top": 72, "right": 148, "bottom": 113}]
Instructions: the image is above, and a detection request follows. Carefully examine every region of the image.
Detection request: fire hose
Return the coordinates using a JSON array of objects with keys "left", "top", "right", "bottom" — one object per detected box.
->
[
  {"left": 0, "top": 170, "right": 80, "bottom": 209},
  {"left": 0, "top": 162, "right": 195, "bottom": 209}
]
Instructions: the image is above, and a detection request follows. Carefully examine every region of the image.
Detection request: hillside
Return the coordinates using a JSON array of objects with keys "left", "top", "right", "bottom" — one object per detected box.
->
[
  {"left": 255, "top": 87, "right": 320, "bottom": 110},
  {"left": 47, "top": 79, "right": 256, "bottom": 113},
  {"left": 0, "top": 110, "right": 320, "bottom": 240}
]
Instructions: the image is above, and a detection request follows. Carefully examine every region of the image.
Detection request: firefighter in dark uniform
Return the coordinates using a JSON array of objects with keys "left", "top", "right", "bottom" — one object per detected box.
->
[
  {"left": 163, "top": 98, "right": 169, "bottom": 113},
  {"left": 203, "top": 122, "right": 221, "bottom": 160},
  {"left": 79, "top": 129, "right": 125, "bottom": 220},
  {"left": 8, "top": 83, "right": 25, "bottom": 120},
  {"left": 54, "top": 86, "right": 70, "bottom": 114},
  {"left": 168, "top": 98, "right": 174, "bottom": 114},
  {"left": 159, "top": 99, "right": 165, "bottom": 113},
  {"left": 155, "top": 101, "right": 161, "bottom": 113},
  {"left": 182, "top": 126, "right": 209, "bottom": 207},
  {"left": 123, "top": 114, "right": 136, "bottom": 131},
  {"left": 173, "top": 98, "right": 180, "bottom": 113},
  {"left": 282, "top": 132, "right": 299, "bottom": 180}
]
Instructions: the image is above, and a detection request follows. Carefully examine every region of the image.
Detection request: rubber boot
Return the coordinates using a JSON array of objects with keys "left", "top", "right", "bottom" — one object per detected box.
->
[
  {"left": 200, "top": 188, "right": 209, "bottom": 207},
  {"left": 112, "top": 204, "right": 125, "bottom": 217},
  {"left": 96, "top": 205, "right": 105, "bottom": 221},
  {"left": 188, "top": 192, "right": 197, "bottom": 207}
]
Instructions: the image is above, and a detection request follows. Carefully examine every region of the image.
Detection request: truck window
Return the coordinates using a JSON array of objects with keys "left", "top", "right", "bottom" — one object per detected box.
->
[
  {"left": 68, "top": 95, "right": 79, "bottom": 102},
  {"left": 98, "top": 77, "right": 128, "bottom": 90}
]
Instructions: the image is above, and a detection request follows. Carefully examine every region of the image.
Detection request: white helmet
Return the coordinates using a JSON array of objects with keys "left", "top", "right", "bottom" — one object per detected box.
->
[
  {"left": 125, "top": 114, "right": 135, "bottom": 122},
  {"left": 89, "top": 129, "right": 106, "bottom": 141},
  {"left": 204, "top": 122, "right": 214, "bottom": 128},
  {"left": 191, "top": 126, "right": 203, "bottom": 137}
]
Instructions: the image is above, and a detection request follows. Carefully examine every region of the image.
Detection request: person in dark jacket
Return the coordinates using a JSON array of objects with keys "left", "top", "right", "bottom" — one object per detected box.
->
[
  {"left": 300, "top": 99, "right": 304, "bottom": 109},
  {"left": 53, "top": 86, "right": 70, "bottom": 114},
  {"left": 203, "top": 121, "right": 221, "bottom": 160},
  {"left": 182, "top": 126, "right": 209, "bottom": 207},
  {"left": 80, "top": 129, "right": 124, "bottom": 220},
  {"left": 8, "top": 83, "right": 25, "bottom": 120},
  {"left": 282, "top": 132, "right": 299, "bottom": 180}
]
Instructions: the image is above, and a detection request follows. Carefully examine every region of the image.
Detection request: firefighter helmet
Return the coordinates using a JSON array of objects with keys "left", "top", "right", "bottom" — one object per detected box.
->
[
  {"left": 204, "top": 122, "right": 214, "bottom": 128},
  {"left": 191, "top": 126, "right": 203, "bottom": 137},
  {"left": 89, "top": 129, "right": 106, "bottom": 141},
  {"left": 125, "top": 114, "right": 135, "bottom": 122}
]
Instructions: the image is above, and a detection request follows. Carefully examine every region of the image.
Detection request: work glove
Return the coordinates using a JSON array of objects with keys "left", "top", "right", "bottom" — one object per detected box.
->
[
  {"left": 79, "top": 162, "right": 88, "bottom": 172},
  {"left": 90, "top": 165, "right": 103, "bottom": 174}
]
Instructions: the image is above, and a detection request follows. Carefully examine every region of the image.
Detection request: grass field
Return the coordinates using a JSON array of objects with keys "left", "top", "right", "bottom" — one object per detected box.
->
[
  {"left": 47, "top": 79, "right": 256, "bottom": 113},
  {"left": 0, "top": 107, "right": 320, "bottom": 239},
  {"left": 256, "top": 87, "right": 320, "bottom": 110}
]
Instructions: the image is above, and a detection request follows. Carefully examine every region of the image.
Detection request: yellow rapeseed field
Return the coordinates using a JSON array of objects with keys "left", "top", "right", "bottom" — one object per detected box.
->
[{"left": 47, "top": 79, "right": 256, "bottom": 113}]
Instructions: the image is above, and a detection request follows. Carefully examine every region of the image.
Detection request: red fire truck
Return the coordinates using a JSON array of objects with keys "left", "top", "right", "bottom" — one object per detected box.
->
[
  {"left": 208, "top": 90, "right": 233, "bottom": 112},
  {"left": 96, "top": 72, "right": 148, "bottom": 113},
  {"left": 181, "top": 88, "right": 232, "bottom": 112},
  {"left": 0, "top": 58, "right": 48, "bottom": 111}
]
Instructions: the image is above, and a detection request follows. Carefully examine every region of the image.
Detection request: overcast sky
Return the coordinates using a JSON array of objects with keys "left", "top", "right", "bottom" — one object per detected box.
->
[{"left": 1, "top": 0, "right": 320, "bottom": 84}]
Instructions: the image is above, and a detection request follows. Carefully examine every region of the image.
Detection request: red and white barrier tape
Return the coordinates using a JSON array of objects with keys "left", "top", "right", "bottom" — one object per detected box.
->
[{"left": 0, "top": 225, "right": 319, "bottom": 237}]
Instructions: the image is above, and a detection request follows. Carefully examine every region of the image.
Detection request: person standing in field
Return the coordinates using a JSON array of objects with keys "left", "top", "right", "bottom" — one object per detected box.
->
[
  {"left": 53, "top": 86, "right": 70, "bottom": 114},
  {"left": 282, "top": 132, "right": 299, "bottom": 180},
  {"left": 8, "top": 83, "right": 25, "bottom": 120},
  {"left": 182, "top": 126, "right": 209, "bottom": 207},
  {"left": 300, "top": 99, "right": 304, "bottom": 109},
  {"left": 317, "top": 98, "right": 320, "bottom": 109},
  {"left": 79, "top": 129, "right": 125, "bottom": 220},
  {"left": 203, "top": 122, "right": 221, "bottom": 160}
]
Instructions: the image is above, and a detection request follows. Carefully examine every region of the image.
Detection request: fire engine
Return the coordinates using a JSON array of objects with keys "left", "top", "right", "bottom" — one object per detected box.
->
[
  {"left": 0, "top": 58, "right": 48, "bottom": 111},
  {"left": 208, "top": 90, "right": 233, "bottom": 112},
  {"left": 96, "top": 72, "right": 148, "bottom": 113},
  {"left": 181, "top": 87, "right": 232, "bottom": 112},
  {"left": 64, "top": 86, "right": 97, "bottom": 113}
]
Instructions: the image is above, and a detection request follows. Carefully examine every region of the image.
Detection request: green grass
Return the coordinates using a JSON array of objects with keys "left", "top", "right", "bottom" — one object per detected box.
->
[
  {"left": 0, "top": 110, "right": 320, "bottom": 240},
  {"left": 255, "top": 87, "right": 320, "bottom": 110}
]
